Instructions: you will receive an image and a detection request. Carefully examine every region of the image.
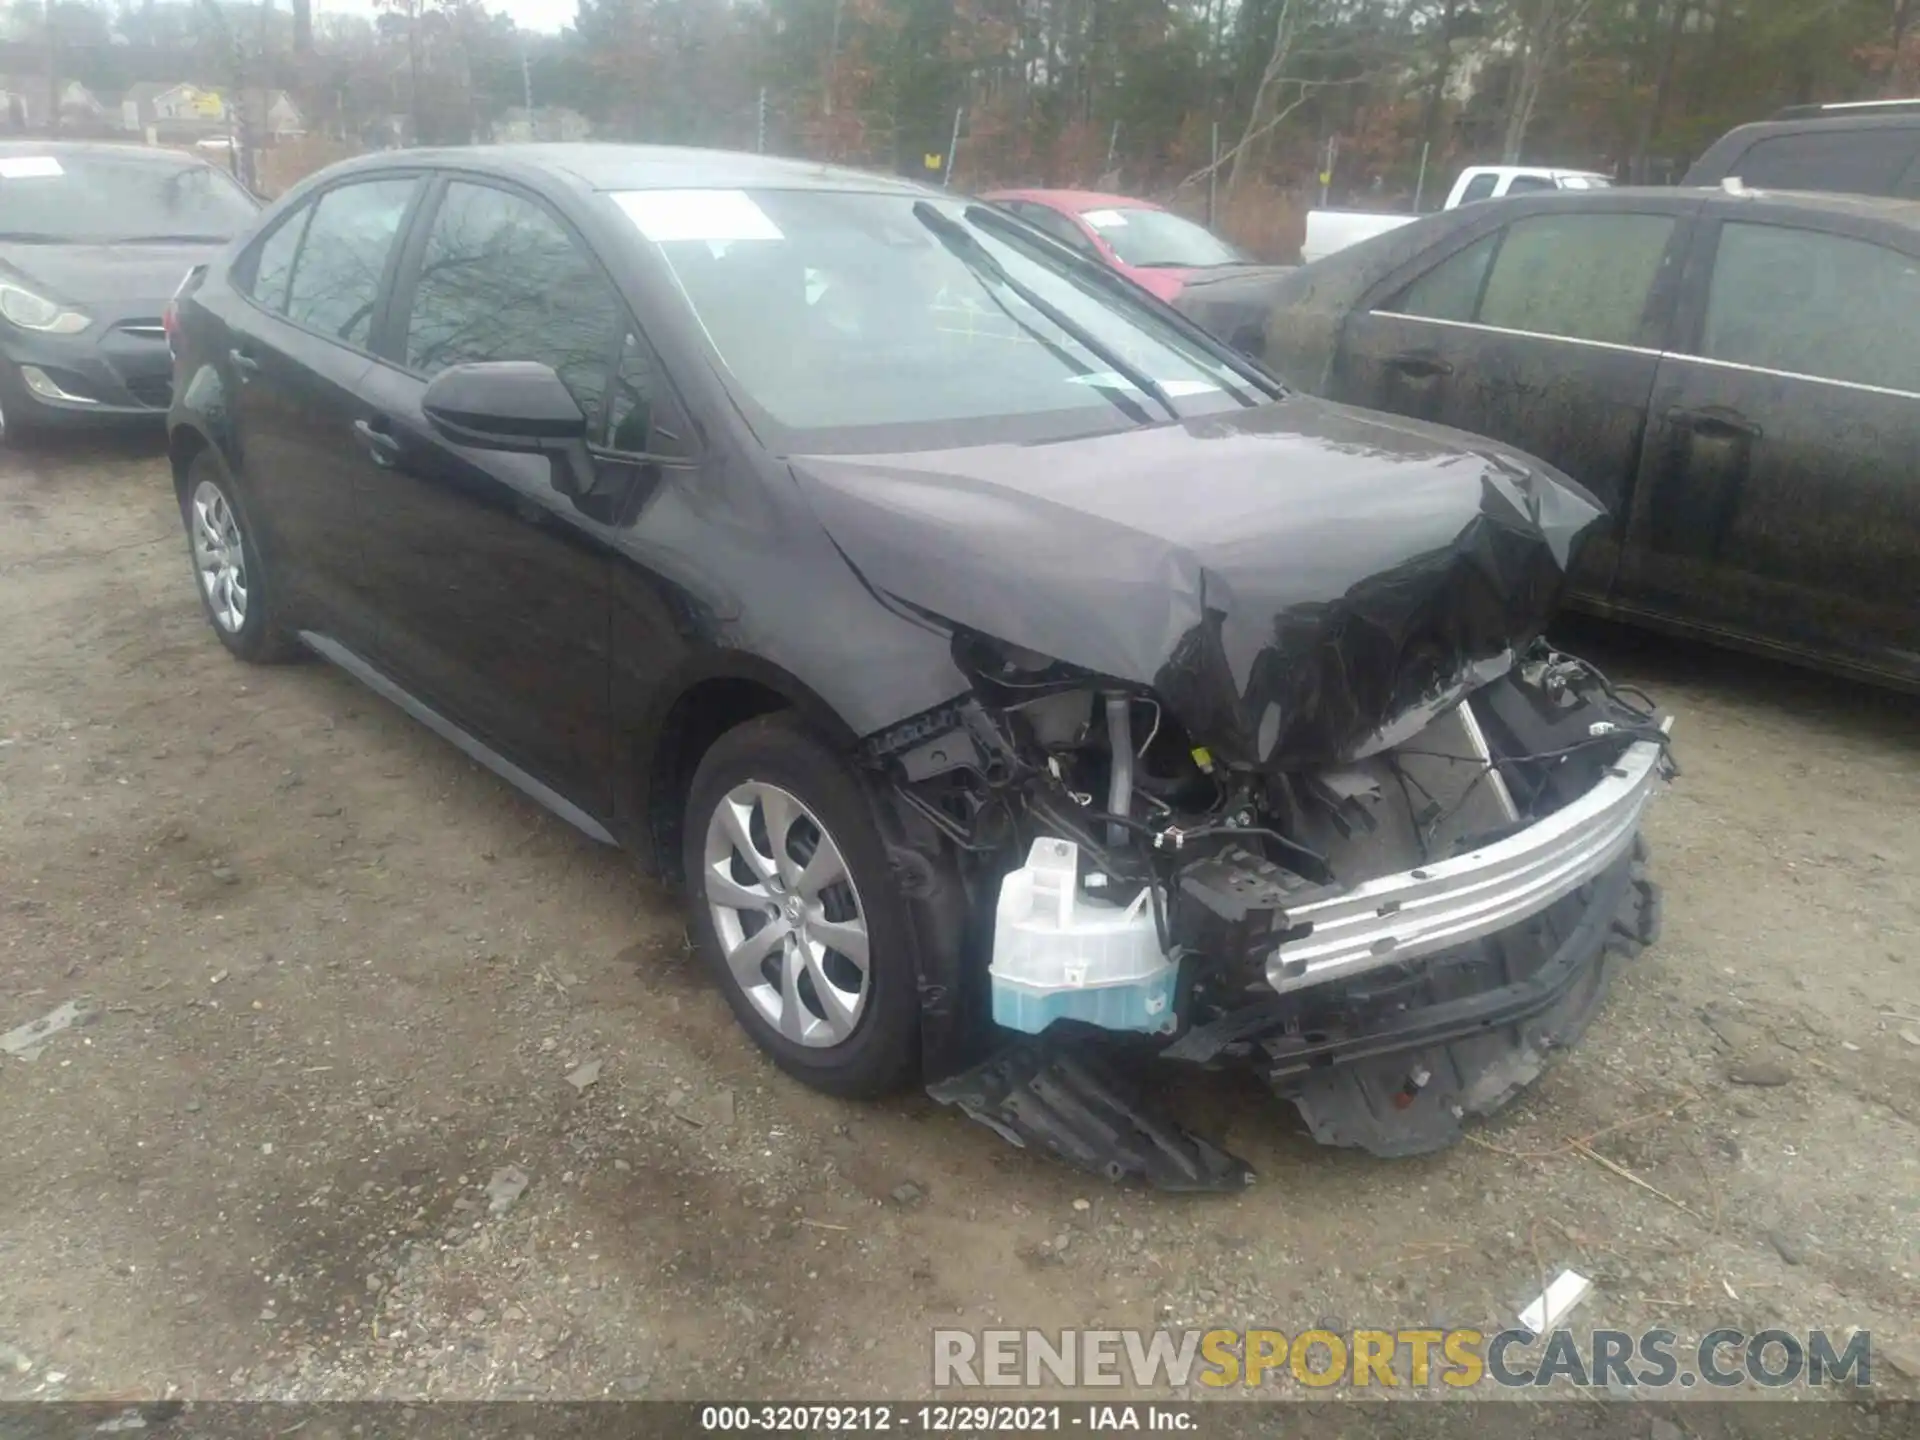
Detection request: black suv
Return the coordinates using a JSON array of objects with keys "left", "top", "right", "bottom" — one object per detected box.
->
[
  {"left": 166, "top": 146, "right": 1668, "bottom": 1184},
  {"left": 1683, "top": 100, "right": 1920, "bottom": 197}
]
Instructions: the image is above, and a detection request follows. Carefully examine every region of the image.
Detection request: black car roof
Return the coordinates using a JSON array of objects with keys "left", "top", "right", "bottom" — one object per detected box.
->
[
  {"left": 319, "top": 143, "right": 940, "bottom": 197},
  {"left": 1769, "top": 99, "right": 1920, "bottom": 121},
  {"left": 1500, "top": 182, "right": 1920, "bottom": 228}
]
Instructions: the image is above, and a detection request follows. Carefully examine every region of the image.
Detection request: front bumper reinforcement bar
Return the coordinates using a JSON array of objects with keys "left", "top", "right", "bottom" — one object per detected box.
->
[{"left": 1266, "top": 734, "right": 1666, "bottom": 995}]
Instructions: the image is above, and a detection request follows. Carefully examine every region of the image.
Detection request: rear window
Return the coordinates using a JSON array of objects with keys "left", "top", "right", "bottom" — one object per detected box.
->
[{"left": 1730, "top": 128, "right": 1918, "bottom": 196}]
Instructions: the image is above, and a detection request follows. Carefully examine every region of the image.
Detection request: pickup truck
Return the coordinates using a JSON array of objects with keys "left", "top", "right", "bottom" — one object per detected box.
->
[{"left": 1300, "top": 165, "right": 1612, "bottom": 265}]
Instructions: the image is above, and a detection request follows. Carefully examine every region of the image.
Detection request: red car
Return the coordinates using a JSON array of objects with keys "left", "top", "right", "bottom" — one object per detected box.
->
[{"left": 983, "top": 187, "right": 1290, "bottom": 354}]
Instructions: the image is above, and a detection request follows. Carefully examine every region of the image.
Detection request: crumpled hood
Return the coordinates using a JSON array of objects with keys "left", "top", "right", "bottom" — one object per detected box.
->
[
  {"left": 792, "top": 394, "right": 1604, "bottom": 769},
  {"left": 0, "top": 242, "right": 219, "bottom": 308}
]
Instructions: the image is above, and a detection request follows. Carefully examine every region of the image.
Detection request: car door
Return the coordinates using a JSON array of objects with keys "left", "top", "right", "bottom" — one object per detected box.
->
[
  {"left": 1614, "top": 210, "right": 1920, "bottom": 679},
  {"left": 352, "top": 175, "right": 661, "bottom": 813},
  {"left": 1330, "top": 199, "right": 1695, "bottom": 598},
  {"left": 216, "top": 174, "right": 422, "bottom": 642}
]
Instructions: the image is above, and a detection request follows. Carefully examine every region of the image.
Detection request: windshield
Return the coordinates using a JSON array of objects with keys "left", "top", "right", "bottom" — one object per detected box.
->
[
  {"left": 1078, "top": 205, "right": 1249, "bottom": 268},
  {"left": 614, "top": 188, "right": 1271, "bottom": 449},
  {"left": 0, "top": 151, "right": 258, "bottom": 242}
]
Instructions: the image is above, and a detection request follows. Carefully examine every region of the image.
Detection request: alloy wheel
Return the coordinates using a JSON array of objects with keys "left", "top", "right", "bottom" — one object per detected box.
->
[
  {"left": 189, "top": 478, "right": 248, "bottom": 633},
  {"left": 702, "top": 780, "right": 871, "bottom": 1048}
]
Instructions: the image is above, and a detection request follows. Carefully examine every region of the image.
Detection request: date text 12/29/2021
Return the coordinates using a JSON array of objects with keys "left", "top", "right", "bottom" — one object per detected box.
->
[{"left": 699, "top": 1405, "right": 1196, "bottom": 1432}]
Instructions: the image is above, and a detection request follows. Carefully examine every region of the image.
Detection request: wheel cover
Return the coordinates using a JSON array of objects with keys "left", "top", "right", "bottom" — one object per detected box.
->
[
  {"left": 702, "top": 780, "right": 871, "bottom": 1049},
  {"left": 189, "top": 478, "right": 248, "bottom": 633}
]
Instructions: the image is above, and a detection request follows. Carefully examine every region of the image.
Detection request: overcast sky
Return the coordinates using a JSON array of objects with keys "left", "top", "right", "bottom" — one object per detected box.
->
[{"left": 315, "top": 0, "right": 576, "bottom": 35}]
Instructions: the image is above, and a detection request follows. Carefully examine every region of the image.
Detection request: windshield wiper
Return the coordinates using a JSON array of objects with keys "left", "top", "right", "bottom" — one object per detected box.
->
[
  {"left": 958, "top": 203, "right": 1279, "bottom": 405},
  {"left": 912, "top": 200, "right": 1179, "bottom": 422},
  {"left": 0, "top": 231, "right": 73, "bottom": 243}
]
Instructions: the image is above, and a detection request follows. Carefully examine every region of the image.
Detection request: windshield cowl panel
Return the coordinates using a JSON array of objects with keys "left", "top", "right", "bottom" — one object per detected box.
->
[{"left": 612, "top": 186, "right": 1273, "bottom": 454}]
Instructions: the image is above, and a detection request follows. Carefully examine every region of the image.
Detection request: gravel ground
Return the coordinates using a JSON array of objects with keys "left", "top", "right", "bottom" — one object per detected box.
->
[{"left": 1, "top": 437, "right": 1916, "bottom": 1409}]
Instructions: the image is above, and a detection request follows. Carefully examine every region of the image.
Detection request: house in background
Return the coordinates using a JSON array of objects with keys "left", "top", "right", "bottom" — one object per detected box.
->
[
  {"left": 0, "top": 76, "right": 115, "bottom": 133},
  {"left": 238, "top": 87, "right": 303, "bottom": 141},
  {"left": 120, "top": 79, "right": 226, "bottom": 141},
  {"left": 117, "top": 82, "right": 301, "bottom": 146}
]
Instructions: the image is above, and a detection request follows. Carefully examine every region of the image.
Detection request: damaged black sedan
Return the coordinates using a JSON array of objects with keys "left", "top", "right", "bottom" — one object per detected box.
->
[{"left": 166, "top": 147, "right": 1673, "bottom": 1188}]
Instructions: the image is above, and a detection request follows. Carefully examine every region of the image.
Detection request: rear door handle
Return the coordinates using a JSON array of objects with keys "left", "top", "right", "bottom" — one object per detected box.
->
[
  {"left": 352, "top": 417, "right": 401, "bottom": 468},
  {"left": 1386, "top": 352, "right": 1453, "bottom": 379},
  {"left": 1667, "top": 405, "right": 1761, "bottom": 441},
  {"left": 228, "top": 347, "right": 260, "bottom": 377}
]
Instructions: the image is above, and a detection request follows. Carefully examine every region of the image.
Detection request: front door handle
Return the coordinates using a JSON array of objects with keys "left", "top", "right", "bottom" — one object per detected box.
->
[
  {"left": 1386, "top": 352, "right": 1453, "bottom": 379},
  {"left": 352, "top": 417, "right": 401, "bottom": 468},
  {"left": 228, "top": 347, "right": 260, "bottom": 378},
  {"left": 1667, "top": 405, "right": 1761, "bottom": 442}
]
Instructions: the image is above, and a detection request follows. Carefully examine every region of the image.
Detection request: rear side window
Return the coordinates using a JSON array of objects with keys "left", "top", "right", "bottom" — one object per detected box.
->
[
  {"left": 1476, "top": 212, "right": 1674, "bottom": 345},
  {"left": 401, "top": 180, "right": 625, "bottom": 422},
  {"left": 1700, "top": 221, "right": 1920, "bottom": 392},
  {"left": 1732, "top": 128, "right": 1916, "bottom": 195},
  {"left": 245, "top": 203, "right": 311, "bottom": 314},
  {"left": 284, "top": 178, "right": 418, "bottom": 348},
  {"left": 1504, "top": 174, "right": 1557, "bottom": 196}
]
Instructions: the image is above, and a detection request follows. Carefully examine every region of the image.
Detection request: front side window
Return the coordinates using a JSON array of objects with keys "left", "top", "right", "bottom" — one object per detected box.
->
[
  {"left": 1700, "top": 221, "right": 1920, "bottom": 392},
  {"left": 403, "top": 181, "right": 624, "bottom": 421},
  {"left": 613, "top": 187, "right": 1266, "bottom": 447},
  {"left": 1389, "top": 232, "right": 1498, "bottom": 322},
  {"left": 1077, "top": 206, "right": 1248, "bottom": 268},
  {"left": 0, "top": 150, "right": 256, "bottom": 243},
  {"left": 1475, "top": 212, "right": 1674, "bottom": 345},
  {"left": 284, "top": 178, "right": 418, "bottom": 348},
  {"left": 604, "top": 331, "right": 682, "bottom": 455}
]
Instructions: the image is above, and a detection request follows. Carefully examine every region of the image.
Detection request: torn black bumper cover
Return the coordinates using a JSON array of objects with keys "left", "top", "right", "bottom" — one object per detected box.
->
[
  {"left": 927, "top": 1046, "right": 1255, "bottom": 1192},
  {"left": 928, "top": 841, "right": 1661, "bottom": 1188}
]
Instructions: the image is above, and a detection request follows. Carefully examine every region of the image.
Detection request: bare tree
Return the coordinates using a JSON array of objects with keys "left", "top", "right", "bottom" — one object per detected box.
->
[
  {"left": 1499, "top": 0, "right": 1594, "bottom": 162},
  {"left": 1629, "top": 0, "right": 1688, "bottom": 179},
  {"left": 1228, "top": 0, "right": 1299, "bottom": 192},
  {"left": 1417, "top": 0, "right": 1467, "bottom": 164},
  {"left": 1891, "top": 0, "right": 1916, "bottom": 95}
]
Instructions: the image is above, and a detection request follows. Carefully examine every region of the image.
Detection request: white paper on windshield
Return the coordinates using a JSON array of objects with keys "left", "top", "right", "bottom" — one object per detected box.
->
[
  {"left": 0, "top": 156, "right": 63, "bottom": 179},
  {"left": 1081, "top": 208, "right": 1128, "bottom": 229},
  {"left": 615, "top": 189, "right": 783, "bottom": 244}
]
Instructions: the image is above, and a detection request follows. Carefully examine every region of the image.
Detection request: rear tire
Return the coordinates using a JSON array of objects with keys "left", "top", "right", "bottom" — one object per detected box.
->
[
  {"left": 179, "top": 451, "right": 300, "bottom": 664},
  {"left": 682, "top": 713, "right": 921, "bottom": 1099}
]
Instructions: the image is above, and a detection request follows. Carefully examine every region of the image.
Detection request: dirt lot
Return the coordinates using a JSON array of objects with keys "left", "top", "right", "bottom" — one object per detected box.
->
[{"left": 1, "top": 437, "right": 1916, "bottom": 1407}]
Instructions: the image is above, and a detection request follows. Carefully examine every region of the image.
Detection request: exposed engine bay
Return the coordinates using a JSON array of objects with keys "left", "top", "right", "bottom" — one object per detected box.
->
[{"left": 864, "top": 634, "right": 1674, "bottom": 1190}]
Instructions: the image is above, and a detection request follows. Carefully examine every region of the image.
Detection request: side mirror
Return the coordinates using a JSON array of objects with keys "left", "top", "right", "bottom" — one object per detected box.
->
[{"left": 421, "top": 361, "right": 592, "bottom": 497}]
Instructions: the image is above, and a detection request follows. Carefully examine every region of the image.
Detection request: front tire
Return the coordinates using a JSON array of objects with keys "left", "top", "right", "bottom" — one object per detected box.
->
[
  {"left": 682, "top": 714, "right": 921, "bottom": 1098},
  {"left": 179, "top": 451, "right": 298, "bottom": 664}
]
